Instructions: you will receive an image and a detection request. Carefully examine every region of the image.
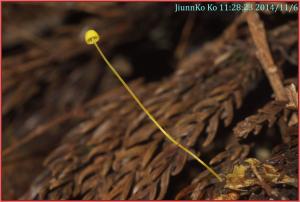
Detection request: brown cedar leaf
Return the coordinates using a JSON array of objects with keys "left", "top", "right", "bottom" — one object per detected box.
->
[
  {"left": 203, "top": 110, "right": 221, "bottom": 147},
  {"left": 233, "top": 101, "right": 286, "bottom": 139},
  {"left": 221, "top": 98, "right": 234, "bottom": 127},
  {"left": 125, "top": 123, "right": 158, "bottom": 147}
]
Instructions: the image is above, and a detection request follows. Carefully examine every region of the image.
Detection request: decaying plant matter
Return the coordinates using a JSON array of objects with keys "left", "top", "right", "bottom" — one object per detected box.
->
[
  {"left": 3, "top": 3, "right": 180, "bottom": 198},
  {"left": 176, "top": 98, "right": 298, "bottom": 200},
  {"left": 175, "top": 12, "right": 298, "bottom": 200},
  {"left": 2, "top": 3, "right": 298, "bottom": 201}
]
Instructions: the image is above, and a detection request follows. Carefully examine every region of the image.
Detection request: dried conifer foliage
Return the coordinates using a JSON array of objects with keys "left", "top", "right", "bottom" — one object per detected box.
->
[
  {"left": 23, "top": 19, "right": 298, "bottom": 201},
  {"left": 3, "top": 3, "right": 182, "bottom": 199},
  {"left": 176, "top": 100, "right": 298, "bottom": 200},
  {"left": 2, "top": 3, "right": 298, "bottom": 201}
]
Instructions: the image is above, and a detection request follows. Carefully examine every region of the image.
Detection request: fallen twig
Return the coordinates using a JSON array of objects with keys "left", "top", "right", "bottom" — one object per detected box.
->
[{"left": 247, "top": 11, "right": 287, "bottom": 101}]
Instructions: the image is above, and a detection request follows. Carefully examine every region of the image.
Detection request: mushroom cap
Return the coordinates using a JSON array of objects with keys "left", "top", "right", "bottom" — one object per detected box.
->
[{"left": 85, "top": 29, "right": 100, "bottom": 45}]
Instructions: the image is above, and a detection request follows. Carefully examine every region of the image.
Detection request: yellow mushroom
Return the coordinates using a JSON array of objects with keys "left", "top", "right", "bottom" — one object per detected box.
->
[{"left": 85, "top": 29, "right": 222, "bottom": 182}]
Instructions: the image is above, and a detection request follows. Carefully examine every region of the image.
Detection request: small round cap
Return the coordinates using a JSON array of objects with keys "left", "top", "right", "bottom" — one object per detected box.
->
[{"left": 85, "top": 29, "right": 100, "bottom": 45}]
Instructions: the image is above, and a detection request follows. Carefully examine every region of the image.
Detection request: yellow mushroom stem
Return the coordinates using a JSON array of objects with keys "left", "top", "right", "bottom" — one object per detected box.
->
[{"left": 85, "top": 29, "right": 222, "bottom": 182}]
